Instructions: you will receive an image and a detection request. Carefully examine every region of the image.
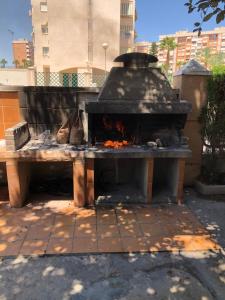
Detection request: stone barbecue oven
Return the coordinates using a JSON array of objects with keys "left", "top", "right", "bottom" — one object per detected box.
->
[
  {"left": 82, "top": 52, "right": 192, "bottom": 205},
  {"left": 3, "top": 53, "right": 192, "bottom": 208}
]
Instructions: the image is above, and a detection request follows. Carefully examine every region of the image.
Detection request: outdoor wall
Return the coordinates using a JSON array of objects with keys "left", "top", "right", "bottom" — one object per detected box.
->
[
  {"left": 21, "top": 86, "right": 99, "bottom": 137},
  {"left": 0, "top": 68, "right": 35, "bottom": 86},
  {"left": 173, "top": 62, "right": 210, "bottom": 185},
  {"left": 0, "top": 89, "right": 22, "bottom": 139},
  {"left": 31, "top": 0, "right": 121, "bottom": 72}
]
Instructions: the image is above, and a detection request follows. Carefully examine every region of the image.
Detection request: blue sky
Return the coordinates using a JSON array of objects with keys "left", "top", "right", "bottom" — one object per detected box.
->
[{"left": 0, "top": 0, "right": 223, "bottom": 66}]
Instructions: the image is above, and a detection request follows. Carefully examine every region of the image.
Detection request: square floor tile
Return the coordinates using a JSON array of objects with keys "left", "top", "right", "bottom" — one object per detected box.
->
[
  {"left": 73, "top": 238, "right": 98, "bottom": 253},
  {"left": 0, "top": 226, "right": 28, "bottom": 242},
  {"left": 136, "top": 212, "right": 159, "bottom": 224},
  {"left": 116, "top": 208, "right": 136, "bottom": 216},
  {"left": 145, "top": 236, "right": 177, "bottom": 252},
  {"left": 140, "top": 223, "right": 169, "bottom": 237},
  {"left": 121, "top": 237, "right": 147, "bottom": 253},
  {"left": 20, "top": 239, "right": 48, "bottom": 255},
  {"left": 119, "top": 223, "right": 143, "bottom": 237},
  {"left": 0, "top": 240, "right": 23, "bottom": 256},
  {"left": 46, "top": 238, "right": 73, "bottom": 254},
  {"left": 26, "top": 225, "right": 52, "bottom": 240},
  {"left": 54, "top": 215, "right": 76, "bottom": 227},
  {"left": 97, "top": 213, "right": 117, "bottom": 225},
  {"left": 97, "top": 224, "right": 120, "bottom": 238},
  {"left": 117, "top": 214, "right": 137, "bottom": 225},
  {"left": 51, "top": 225, "right": 74, "bottom": 239},
  {"left": 76, "top": 215, "right": 96, "bottom": 225},
  {"left": 75, "top": 224, "right": 96, "bottom": 238},
  {"left": 98, "top": 237, "right": 123, "bottom": 253}
]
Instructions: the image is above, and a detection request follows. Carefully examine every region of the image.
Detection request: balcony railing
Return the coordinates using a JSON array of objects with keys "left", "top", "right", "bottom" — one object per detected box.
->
[{"left": 35, "top": 72, "right": 106, "bottom": 87}]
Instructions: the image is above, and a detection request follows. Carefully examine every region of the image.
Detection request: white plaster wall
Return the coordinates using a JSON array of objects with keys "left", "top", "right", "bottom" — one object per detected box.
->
[
  {"left": 0, "top": 68, "right": 35, "bottom": 86},
  {"left": 31, "top": 0, "right": 122, "bottom": 72}
]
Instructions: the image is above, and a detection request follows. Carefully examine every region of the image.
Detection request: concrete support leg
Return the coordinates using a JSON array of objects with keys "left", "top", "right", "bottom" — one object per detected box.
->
[
  {"left": 73, "top": 159, "right": 86, "bottom": 207},
  {"left": 146, "top": 158, "right": 154, "bottom": 204},
  {"left": 176, "top": 158, "right": 186, "bottom": 205},
  {"left": 86, "top": 158, "right": 95, "bottom": 206},
  {"left": 6, "top": 159, "right": 30, "bottom": 208}
]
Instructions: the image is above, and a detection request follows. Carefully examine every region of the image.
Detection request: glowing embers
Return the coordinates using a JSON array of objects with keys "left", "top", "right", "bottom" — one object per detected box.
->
[
  {"left": 102, "top": 115, "right": 130, "bottom": 148},
  {"left": 104, "top": 140, "right": 129, "bottom": 149}
]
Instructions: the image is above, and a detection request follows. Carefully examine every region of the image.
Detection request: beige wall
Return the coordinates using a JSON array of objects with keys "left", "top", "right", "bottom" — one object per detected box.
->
[
  {"left": 0, "top": 68, "right": 35, "bottom": 86},
  {"left": 31, "top": 0, "right": 135, "bottom": 73},
  {"left": 173, "top": 74, "right": 209, "bottom": 185}
]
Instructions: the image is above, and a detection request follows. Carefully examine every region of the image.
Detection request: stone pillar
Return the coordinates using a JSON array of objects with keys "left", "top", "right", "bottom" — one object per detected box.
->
[
  {"left": 86, "top": 158, "right": 95, "bottom": 206},
  {"left": 6, "top": 159, "right": 30, "bottom": 208},
  {"left": 173, "top": 60, "right": 211, "bottom": 185},
  {"left": 176, "top": 158, "right": 186, "bottom": 205},
  {"left": 73, "top": 158, "right": 86, "bottom": 207},
  {"left": 146, "top": 158, "right": 154, "bottom": 204}
]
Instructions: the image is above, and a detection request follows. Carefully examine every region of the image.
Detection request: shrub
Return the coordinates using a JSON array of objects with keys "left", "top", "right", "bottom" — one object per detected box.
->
[{"left": 199, "top": 73, "right": 225, "bottom": 184}]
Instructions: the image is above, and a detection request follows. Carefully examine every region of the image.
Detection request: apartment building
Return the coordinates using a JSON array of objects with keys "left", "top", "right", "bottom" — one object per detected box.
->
[
  {"left": 31, "top": 0, "right": 135, "bottom": 74},
  {"left": 134, "top": 41, "right": 152, "bottom": 53},
  {"left": 12, "top": 39, "right": 34, "bottom": 67},
  {"left": 158, "top": 27, "right": 225, "bottom": 73}
]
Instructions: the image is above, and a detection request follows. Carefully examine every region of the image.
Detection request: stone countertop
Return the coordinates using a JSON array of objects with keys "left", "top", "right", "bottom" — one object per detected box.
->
[
  {"left": 84, "top": 145, "right": 191, "bottom": 159},
  {"left": 0, "top": 140, "right": 191, "bottom": 161}
]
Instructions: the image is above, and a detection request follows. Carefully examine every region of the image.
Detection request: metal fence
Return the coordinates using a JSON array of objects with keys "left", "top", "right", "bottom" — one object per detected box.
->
[{"left": 35, "top": 72, "right": 106, "bottom": 87}]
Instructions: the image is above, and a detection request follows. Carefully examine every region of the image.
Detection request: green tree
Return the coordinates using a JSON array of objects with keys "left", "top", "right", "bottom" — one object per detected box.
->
[
  {"left": 197, "top": 47, "right": 225, "bottom": 69},
  {"left": 185, "top": 0, "right": 225, "bottom": 33},
  {"left": 149, "top": 42, "right": 158, "bottom": 56},
  {"left": 13, "top": 59, "right": 20, "bottom": 68},
  {"left": 199, "top": 74, "right": 225, "bottom": 183},
  {"left": 212, "top": 65, "right": 225, "bottom": 75},
  {"left": 22, "top": 59, "right": 32, "bottom": 68},
  {"left": 176, "top": 61, "right": 185, "bottom": 70},
  {"left": 0, "top": 58, "right": 7, "bottom": 68},
  {"left": 159, "top": 37, "right": 177, "bottom": 74}
]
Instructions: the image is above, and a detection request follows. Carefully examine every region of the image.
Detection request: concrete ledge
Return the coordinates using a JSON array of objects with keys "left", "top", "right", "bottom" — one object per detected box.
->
[
  {"left": 5, "top": 122, "right": 30, "bottom": 151},
  {"left": 0, "top": 85, "right": 24, "bottom": 92},
  {"left": 195, "top": 180, "right": 225, "bottom": 195}
]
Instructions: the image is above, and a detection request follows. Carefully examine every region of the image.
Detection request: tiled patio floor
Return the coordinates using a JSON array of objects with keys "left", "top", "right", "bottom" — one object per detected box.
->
[{"left": 0, "top": 195, "right": 220, "bottom": 257}]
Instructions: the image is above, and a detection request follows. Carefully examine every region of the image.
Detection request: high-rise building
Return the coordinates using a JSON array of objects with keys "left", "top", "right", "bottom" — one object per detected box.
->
[
  {"left": 158, "top": 27, "right": 225, "bottom": 73},
  {"left": 31, "top": 0, "right": 136, "bottom": 74},
  {"left": 134, "top": 41, "right": 151, "bottom": 53},
  {"left": 12, "top": 39, "right": 34, "bottom": 67}
]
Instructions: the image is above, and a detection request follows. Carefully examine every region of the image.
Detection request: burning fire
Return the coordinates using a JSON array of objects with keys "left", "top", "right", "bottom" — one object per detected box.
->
[
  {"left": 115, "top": 120, "right": 125, "bottom": 137},
  {"left": 102, "top": 116, "right": 129, "bottom": 148},
  {"left": 104, "top": 140, "right": 129, "bottom": 149}
]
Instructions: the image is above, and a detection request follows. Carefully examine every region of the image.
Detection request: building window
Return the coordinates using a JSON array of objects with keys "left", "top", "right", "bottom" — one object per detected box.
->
[
  {"left": 121, "top": 2, "right": 133, "bottom": 16},
  {"left": 42, "top": 47, "right": 49, "bottom": 56},
  {"left": 178, "top": 37, "right": 186, "bottom": 43},
  {"left": 41, "top": 24, "right": 48, "bottom": 34},
  {"left": 209, "top": 34, "right": 218, "bottom": 41},
  {"left": 40, "top": 2, "right": 48, "bottom": 12}
]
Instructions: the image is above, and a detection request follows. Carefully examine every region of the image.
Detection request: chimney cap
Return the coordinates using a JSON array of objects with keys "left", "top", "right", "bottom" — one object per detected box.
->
[{"left": 114, "top": 52, "right": 158, "bottom": 67}]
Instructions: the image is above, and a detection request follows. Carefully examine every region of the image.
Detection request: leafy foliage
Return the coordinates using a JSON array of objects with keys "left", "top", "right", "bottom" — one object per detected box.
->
[
  {"left": 185, "top": 0, "right": 225, "bottom": 33},
  {"left": 13, "top": 59, "right": 20, "bottom": 68},
  {"left": 22, "top": 59, "right": 32, "bottom": 68},
  {"left": 159, "top": 37, "right": 177, "bottom": 76},
  {"left": 0, "top": 58, "right": 7, "bottom": 68},
  {"left": 149, "top": 42, "right": 158, "bottom": 56},
  {"left": 197, "top": 47, "right": 225, "bottom": 69},
  {"left": 212, "top": 64, "right": 225, "bottom": 74},
  {"left": 199, "top": 73, "right": 225, "bottom": 183}
]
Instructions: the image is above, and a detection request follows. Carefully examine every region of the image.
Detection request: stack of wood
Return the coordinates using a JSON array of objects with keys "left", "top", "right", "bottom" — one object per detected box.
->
[{"left": 56, "top": 107, "right": 84, "bottom": 145}]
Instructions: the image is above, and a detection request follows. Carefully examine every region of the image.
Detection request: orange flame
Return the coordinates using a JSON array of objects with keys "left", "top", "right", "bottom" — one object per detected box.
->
[
  {"left": 104, "top": 140, "right": 128, "bottom": 149},
  {"left": 102, "top": 116, "right": 113, "bottom": 130},
  {"left": 115, "top": 120, "right": 125, "bottom": 137},
  {"left": 102, "top": 116, "right": 128, "bottom": 148}
]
